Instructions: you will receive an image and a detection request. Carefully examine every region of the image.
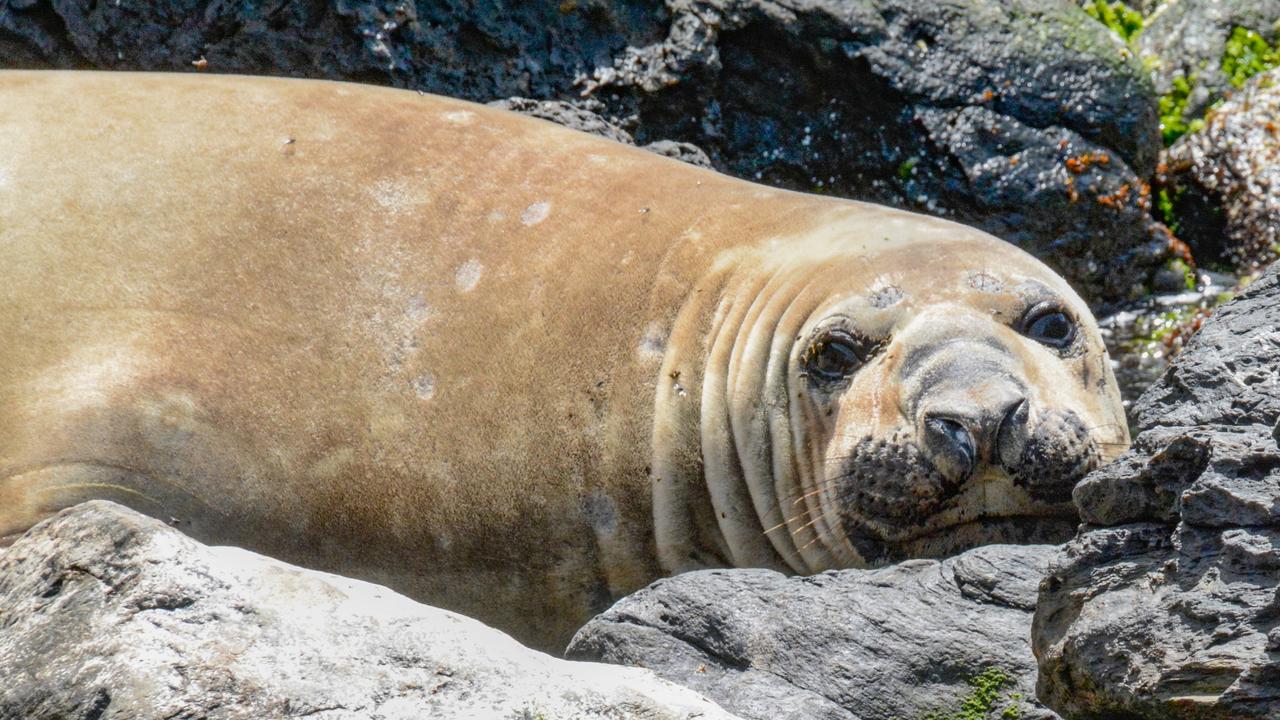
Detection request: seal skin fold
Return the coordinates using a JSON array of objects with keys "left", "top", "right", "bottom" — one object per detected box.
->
[
  {"left": 0, "top": 71, "right": 1129, "bottom": 651},
  {"left": 652, "top": 239, "right": 1128, "bottom": 578}
]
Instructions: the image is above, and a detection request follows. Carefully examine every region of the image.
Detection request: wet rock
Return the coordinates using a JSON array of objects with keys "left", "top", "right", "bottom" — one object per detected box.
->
[
  {"left": 568, "top": 544, "right": 1060, "bottom": 720},
  {"left": 1096, "top": 270, "right": 1237, "bottom": 420},
  {"left": 0, "top": 501, "right": 739, "bottom": 720},
  {"left": 0, "top": 0, "right": 1170, "bottom": 302},
  {"left": 1034, "top": 262, "right": 1280, "bottom": 719},
  {"left": 1139, "top": 0, "right": 1280, "bottom": 122},
  {"left": 1161, "top": 67, "right": 1280, "bottom": 270}
]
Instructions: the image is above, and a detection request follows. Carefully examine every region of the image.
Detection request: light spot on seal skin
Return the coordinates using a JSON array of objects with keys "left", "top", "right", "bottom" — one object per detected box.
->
[
  {"left": 370, "top": 179, "right": 425, "bottom": 215},
  {"left": 442, "top": 110, "right": 474, "bottom": 125},
  {"left": 32, "top": 339, "right": 144, "bottom": 415},
  {"left": 521, "top": 201, "right": 551, "bottom": 226},
  {"left": 637, "top": 321, "right": 667, "bottom": 360},
  {"left": 455, "top": 259, "right": 483, "bottom": 292},
  {"left": 969, "top": 271, "right": 1004, "bottom": 293},
  {"left": 869, "top": 284, "right": 905, "bottom": 308},
  {"left": 412, "top": 373, "right": 436, "bottom": 401}
]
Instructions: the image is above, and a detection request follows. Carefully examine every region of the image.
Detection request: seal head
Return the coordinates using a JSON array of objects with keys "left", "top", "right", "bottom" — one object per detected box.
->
[{"left": 652, "top": 206, "right": 1128, "bottom": 573}]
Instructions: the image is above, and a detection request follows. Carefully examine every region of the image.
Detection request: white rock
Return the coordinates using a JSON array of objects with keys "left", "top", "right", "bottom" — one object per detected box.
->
[{"left": 0, "top": 501, "right": 741, "bottom": 720}]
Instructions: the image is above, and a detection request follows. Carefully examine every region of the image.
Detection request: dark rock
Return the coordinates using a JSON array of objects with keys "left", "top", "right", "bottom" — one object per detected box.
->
[
  {"left": 0, "top": 501, "right": 740, "bottom": 720},
  {"left": 0, "top": 0, "right": 1172, "bottom": 302},
  {"left": 580, "top": 0, "right": 1170, "bottom": 302},
  {"left": 568, "top": 544, "right": 1061, "bottom": 720},
  {"left": 1161, "top": 68, "right": 1280, "bottom": 271},
  {"left": 1034, "top": 262, "right": 1280, "bottom": 719},
  {"left": 1139, "top": 0, "right": 1280, "bottom": 122}
]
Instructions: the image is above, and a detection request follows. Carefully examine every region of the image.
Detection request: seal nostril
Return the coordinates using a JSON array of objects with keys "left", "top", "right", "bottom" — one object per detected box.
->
[
  {"left": 998, "top": 398, "right": 1028, "bottom": 437},
  {"left": 925, "top": 416, "right": 976, "bottom": 479},
  {"left": 994, "top": 396, "right": 1030, "bottom": 468}
]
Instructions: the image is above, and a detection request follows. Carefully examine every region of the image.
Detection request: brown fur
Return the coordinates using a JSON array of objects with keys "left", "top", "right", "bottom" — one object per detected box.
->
[{"left": 0, "top": 71, "right": 1128, "bottom": 651}]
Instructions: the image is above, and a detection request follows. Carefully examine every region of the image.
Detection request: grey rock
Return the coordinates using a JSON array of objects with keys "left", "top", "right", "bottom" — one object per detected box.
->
[
  {"left": 489, "top": 96, "right": 638, "bottom": 146},
  {"left": 0, "top": 500, "right": 741, "bottom": 720},
  {"left": 1138, "top": 0, "right": 1280, "bottom": 122},
  {"left": 1034, "top": 262, "right": 1280, "bottom": 719},
  {"left": 1161, "top": 67, "right": 1280, "bottom": 270},
  {"left": 568, "top": 544, "right": 1061, "bottom": 720},
  {"left": 641, "top": 139, "right": 714, "bottom": 168},
  {"left": 490, "top": 97, "right": 715, "bottom": 167},
  {"left": 0, "top": 0, "right": 1171, "bottom": 302}
]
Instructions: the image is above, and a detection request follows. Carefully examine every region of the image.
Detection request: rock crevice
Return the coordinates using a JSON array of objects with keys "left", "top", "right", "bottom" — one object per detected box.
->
[{"left": 1034, "top": 263, "right": 1280, "bottom": 719}]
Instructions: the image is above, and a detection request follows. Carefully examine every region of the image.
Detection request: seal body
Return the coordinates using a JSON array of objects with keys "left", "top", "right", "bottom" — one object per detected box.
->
[{"left": 0, "top": 71, "right": 1128, "bottom": 650}]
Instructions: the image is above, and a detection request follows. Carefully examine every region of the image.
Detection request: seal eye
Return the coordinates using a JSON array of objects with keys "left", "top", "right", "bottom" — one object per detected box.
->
[
  {"left": 1022, "top": 304, "right": 1077, "bottom": 348},
  {"left": 805, "top": 333, "right": 864, "bottom": 383}
]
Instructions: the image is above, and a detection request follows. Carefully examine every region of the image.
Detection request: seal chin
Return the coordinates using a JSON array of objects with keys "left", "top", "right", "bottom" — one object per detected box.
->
[{"left": 832, "top": 415, "right": 1100, "bottom": 565}]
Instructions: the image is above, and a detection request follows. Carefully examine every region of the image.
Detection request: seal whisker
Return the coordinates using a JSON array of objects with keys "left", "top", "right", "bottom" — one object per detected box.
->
[
  {"left": 787, "top": 481, "right": 836, "bottom": 506},
  {"left": 766, "top": 505, "right": 823, "bottom": 535},
  {"left": 787, "top": 512, "right": 826, "bottom": 539},
  {"left": 798, "top": 526, "right": 833, "bottom": 552}
]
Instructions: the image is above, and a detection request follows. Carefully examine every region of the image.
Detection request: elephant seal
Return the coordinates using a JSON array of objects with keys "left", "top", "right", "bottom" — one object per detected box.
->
[{"left": 0, "top": 71, "right": 1128, "bottom": 650}]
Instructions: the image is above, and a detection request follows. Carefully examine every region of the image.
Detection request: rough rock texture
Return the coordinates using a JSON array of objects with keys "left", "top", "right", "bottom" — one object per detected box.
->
[
  {"left": 0, "top": 0, "right": 1172, "bottom": 301},
  {"left": 568, "top": 544, "right": 1061, "bottom": 720},
  {"left": 0, "top": 501, "right": 740, "bottom": 720},
  {"left": 1034, "top": 263, "right": 1280, "bottom": 719},
  {"left": 489, "top": 96, "right": 714, "bottom": 167},
  {"left": 1139, "top": 0, "right": 1280, "bottom": 121},
  {"left": 1161, "top": 67, "right": 1280, "bottom": 270}
]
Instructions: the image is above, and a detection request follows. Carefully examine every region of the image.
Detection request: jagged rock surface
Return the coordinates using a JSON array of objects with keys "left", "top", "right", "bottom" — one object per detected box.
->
[
  {"left": 0, "top": 501, "right": 740, "bottom": 720},
  {"left": 1034, "top": 262, "right": 1280, "bottom": 719},
  {"left": 1161, "top": 67, "right": 1280, "bottom": 270},
  {"left": 568, "top": 544, "right": 1060, "bottom": 720},
  {"left": 0, "top": 0, "right": 1171, "bottom": 301},
  {"left": 488, "top": 96, "right": 713, "bottom": 167}
]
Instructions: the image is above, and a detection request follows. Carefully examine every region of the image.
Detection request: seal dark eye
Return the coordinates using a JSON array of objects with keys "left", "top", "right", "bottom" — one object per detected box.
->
[
  {"left": 1021, "top": 304, "right": 1077, "bottom": 349},
  {"left": 805, "top": 332, "right": 865, "bottom": 383}
]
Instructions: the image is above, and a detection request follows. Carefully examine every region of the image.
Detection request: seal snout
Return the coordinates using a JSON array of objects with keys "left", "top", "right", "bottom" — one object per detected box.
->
[{"left": 917, "top": 384, "right": 1028, "bottom": 486}]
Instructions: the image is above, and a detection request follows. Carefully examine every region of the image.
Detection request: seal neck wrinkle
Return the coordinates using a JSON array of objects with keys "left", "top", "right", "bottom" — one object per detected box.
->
[
  {"left": 651, "top": 255, "right": 847, "bottom": 576},
  {"left": 722, "top": 265, "right": 828, "bottom": 575},
  {"left": 649, "top": 260, "right": 736, "bottom": 574}
]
